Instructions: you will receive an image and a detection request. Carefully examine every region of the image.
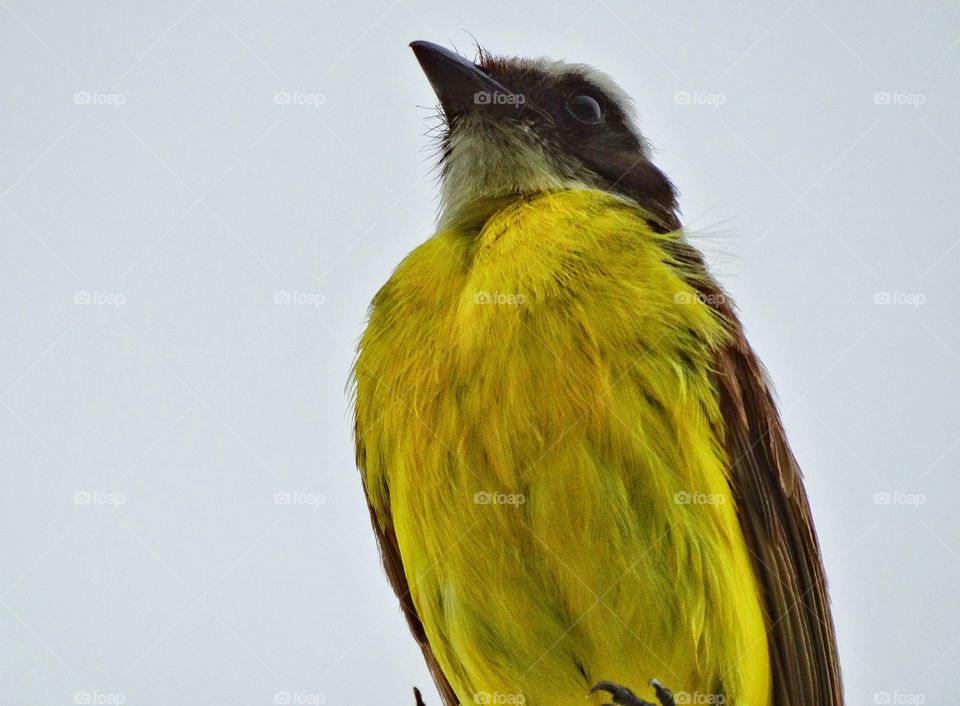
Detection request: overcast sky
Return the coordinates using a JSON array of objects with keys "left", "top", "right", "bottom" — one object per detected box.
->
[{"left": 2, "top": 1, "right": 959, "bottom": 705}]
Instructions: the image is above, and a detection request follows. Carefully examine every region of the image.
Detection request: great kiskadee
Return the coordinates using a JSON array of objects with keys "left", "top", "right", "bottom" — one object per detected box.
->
[{"left": 352, "top": 41, "right": 843, "bottom": 706}]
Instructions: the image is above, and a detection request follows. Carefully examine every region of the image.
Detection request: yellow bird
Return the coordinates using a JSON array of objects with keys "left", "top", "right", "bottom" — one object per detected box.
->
[{"left": 352, "top": 41, "right": 843, "bottom": 706}]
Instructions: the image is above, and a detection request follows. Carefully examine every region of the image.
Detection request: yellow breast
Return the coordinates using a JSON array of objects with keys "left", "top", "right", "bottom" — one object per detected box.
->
[{"left": 354, "top": 190, "right": 771, "bottom": 706}]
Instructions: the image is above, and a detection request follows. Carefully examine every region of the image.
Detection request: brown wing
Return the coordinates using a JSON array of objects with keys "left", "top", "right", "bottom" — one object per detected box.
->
[
  {"left": 367, "top": 502, "right": 460, "bottom": 705},
  {"left": 672, "top": 240, "right": 844, "bottom": 705},
  {"left": 356, "top": 466, "right": 460, "bottom": 705},
  {"left": 713, "top": 334, "right": 844, "bottom": 706},
  {"left": 620, "top": 156, "right": 843, "bottom": 704}
]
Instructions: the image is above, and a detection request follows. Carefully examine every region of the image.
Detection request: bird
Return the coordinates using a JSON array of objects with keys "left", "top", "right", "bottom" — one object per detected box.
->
[{"left": 352, "top": 40, "right": 844, "bottom": 706}]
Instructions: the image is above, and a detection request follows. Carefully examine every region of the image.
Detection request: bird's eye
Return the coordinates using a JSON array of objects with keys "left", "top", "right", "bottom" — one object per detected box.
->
[{"left": 567, "top": 94, "right": 603, "bottom": 123}]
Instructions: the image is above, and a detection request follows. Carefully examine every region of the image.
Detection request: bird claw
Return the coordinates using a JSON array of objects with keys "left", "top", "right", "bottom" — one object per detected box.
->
[
  {"left": 591, "top": 679, "right": 675, "bottom": 706},
  {"left": 649, "top": 679, "right": 675, "bottom": 706}
]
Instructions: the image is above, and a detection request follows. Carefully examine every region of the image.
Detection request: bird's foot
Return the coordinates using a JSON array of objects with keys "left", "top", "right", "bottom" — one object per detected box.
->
[
  {"left": 414, "top": 686, "right": 427, "bottom": 706},
  {"left": 591, "top": 679, "right": 675, "bottom": 706}
]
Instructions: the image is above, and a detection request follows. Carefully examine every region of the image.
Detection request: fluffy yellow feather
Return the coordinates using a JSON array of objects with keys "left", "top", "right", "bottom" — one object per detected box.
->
[{"left": 354, "top": 189, "right": 771, "bottom": 706}]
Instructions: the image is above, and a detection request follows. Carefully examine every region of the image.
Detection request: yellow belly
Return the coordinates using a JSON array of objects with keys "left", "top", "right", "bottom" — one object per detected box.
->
[{"left": 355, "top": 190, "right": 771, "bottom": 706}]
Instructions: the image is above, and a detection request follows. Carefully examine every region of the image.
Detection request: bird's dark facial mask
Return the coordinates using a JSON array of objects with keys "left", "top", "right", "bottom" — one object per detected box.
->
[{"left": 410, "top": 41, "right": 679, "bottom": 231}]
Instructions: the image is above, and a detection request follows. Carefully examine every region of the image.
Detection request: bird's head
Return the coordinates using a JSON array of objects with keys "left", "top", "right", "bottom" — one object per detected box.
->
[{"left": 410, "top": 40, "right": 679, "bottom": 232}]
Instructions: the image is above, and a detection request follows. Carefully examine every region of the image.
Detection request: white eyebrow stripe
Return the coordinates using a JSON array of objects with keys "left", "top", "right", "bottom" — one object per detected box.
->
[{"left": 506, "top": 57, "right": 640, "bottom": 129}]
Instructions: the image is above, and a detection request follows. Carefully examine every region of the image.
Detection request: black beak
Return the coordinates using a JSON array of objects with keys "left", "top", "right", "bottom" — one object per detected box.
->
[{"left": 410, "top": 40, "right": 513, "bottom": 115}]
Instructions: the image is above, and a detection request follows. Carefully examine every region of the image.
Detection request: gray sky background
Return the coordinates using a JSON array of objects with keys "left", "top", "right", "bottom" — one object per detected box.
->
[{"left": 2, "top": 1, "right": 958, "bottom": 705}]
